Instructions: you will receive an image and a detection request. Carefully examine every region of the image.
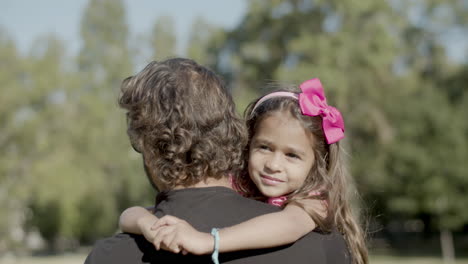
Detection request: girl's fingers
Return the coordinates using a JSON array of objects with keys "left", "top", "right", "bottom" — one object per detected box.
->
[
  {"left": 153, "top": 225, "right": 185, "bottom": 255},
  {"left": 168, "top": 233, "right": 187, "bottom": 254},
  {"left": 161, "top": 232, "right": 179, "bottom": 253},
  {"left": 152, "top": 226, "right": 175, "bottom": 250},
  {"left": 151, "top": 215, "right": 181, "bottom": 230}
]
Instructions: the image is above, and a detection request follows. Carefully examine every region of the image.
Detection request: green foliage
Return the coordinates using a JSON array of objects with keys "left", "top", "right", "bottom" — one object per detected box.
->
[
  {"left": 150, "top": 16, "right": 177, "bottom": 60},
  {"left": 0, "top": 0, "right": 154, "bottom": 251},
  {"left": 78, "top": 0, "right": 132, "bottom": 88},
  {"left": 186, "top": 17, "right": 225, "bottom": 66}
]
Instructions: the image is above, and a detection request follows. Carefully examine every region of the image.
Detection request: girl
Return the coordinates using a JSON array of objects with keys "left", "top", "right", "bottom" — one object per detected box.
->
[{"left": 119, "top": 78, "right": 368, "bottom": 264}]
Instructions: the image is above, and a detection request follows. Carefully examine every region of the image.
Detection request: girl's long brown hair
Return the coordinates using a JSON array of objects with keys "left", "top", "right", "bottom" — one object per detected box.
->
[{"left": 237, "top": 85, "right": 368, "bottom": 264}]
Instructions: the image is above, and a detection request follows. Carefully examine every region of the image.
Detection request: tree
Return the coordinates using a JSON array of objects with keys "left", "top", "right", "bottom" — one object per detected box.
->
[
  {"left": 186, "top": 17, "right": 223, "bottom": 66},
  {"left": 70, "top": 0, "right": 154, "bottom": 244},
  {"left": 0, "top": 27, "right": 30, "bottom": 250},
  {"left": 149, "top": 15, "right": 177, "bottom": 60},
  {"left": 78, "top": 0, "right": 132, "bottom": 89},
  {"left": 382, "top": 1, "right": 468, "bottom": 261},
  {"left": 20, "top": 0, "right": 153, "bottom": 249}
]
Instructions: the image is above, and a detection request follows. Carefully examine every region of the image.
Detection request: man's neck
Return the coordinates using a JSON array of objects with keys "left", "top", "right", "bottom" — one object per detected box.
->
[{"left": 173, "top": 176, "right": 232, "bottom": 190}]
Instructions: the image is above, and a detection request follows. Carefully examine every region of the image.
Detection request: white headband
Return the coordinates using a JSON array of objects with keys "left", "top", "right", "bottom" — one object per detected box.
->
[{"left": 251, "top": 91, "right": 298, "bottom": 113}]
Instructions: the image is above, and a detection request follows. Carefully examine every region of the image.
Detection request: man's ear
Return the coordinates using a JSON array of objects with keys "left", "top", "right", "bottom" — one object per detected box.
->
[
  {"left": 142, "top": 156, "right": 167, "bottom": 192},
  {"left": 127, "top": 128, "right": 142, "bottom": 153},
  {"left": 130, "top": 141, "right": 141, "bottom": 153}
]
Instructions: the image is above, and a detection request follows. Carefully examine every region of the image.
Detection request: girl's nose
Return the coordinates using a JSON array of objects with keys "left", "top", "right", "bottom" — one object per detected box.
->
[{"left": 265, "top": 153, "right": 282, "bottom": 172}]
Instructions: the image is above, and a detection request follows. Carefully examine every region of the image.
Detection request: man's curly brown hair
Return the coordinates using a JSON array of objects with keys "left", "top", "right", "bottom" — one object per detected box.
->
[{"left": 118, "top": 58, "right": 248, "bottom": 190}]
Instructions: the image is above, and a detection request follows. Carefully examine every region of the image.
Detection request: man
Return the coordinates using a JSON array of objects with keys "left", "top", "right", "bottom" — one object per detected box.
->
[{"left": 85, "top": 58, "right": 350, "bottom": 263}]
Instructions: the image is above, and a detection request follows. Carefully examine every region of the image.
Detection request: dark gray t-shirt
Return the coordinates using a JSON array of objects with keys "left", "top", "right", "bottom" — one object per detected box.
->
[{"left": 85, "top": 187, "right": 350, "bottom": 263}]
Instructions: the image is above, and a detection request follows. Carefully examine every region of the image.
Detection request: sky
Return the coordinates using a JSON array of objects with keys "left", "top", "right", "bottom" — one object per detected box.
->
[
  {"left": 0, "top": 0, "right": 466, "bottom": 63},
  {"left": 0, "top": 0, "right": 247, "bottom": 56}
]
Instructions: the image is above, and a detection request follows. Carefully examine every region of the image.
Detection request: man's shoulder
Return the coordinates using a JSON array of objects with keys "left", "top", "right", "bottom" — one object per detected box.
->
[
  {"left": 210, "top": 189, "right": 280, "bottom": 213},
  {"left": 84, "top": 233, "right": 150, "bottom": 264},
  {"left": 85, "top": 231, "right": 350, "bottom": 264},
  {"left": 221, "top": 193, "right": 278, "bottom": 211},
  {"left": 203, "top": 191, "right": 282, "bottom": 224},
  {"left": 85, "top": 232, "right": 214, "bottom": 264},
  {"left": 299, "top": 230, "right": 351, "bottom": 263},
  {"left": 85, "top": 188, "right": 351, "bottom": 264},
  {"left": 160, "top": 187, "right": 281, "bottom": 227}
]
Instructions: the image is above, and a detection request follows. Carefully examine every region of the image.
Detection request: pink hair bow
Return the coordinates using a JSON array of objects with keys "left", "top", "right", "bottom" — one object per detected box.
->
[{"left": 298, "top": 78, "right": 345, "bottom": 144}]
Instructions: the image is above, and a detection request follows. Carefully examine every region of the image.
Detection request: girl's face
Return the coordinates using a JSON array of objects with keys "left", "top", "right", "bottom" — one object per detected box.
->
[{"left": 248, "top": 110, "right": 316, "bottom": 198}]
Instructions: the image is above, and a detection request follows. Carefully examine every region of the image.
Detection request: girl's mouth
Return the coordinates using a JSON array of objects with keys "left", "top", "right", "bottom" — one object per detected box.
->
[{"left": 260, "top": 174, "right": 284, "bottom": 185}]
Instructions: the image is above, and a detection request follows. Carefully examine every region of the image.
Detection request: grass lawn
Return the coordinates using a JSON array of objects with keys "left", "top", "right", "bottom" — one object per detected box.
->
[{"left": 0, "top": 253, "right": 86, "bottom": 264}]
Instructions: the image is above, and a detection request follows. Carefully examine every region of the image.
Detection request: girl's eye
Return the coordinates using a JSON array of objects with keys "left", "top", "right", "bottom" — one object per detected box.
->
[
  {"left": 259, "top": 145, "right": 270, "bottom": 151},
  {"left": 286, "top": 153, "right": 300, "bottom": 159}
]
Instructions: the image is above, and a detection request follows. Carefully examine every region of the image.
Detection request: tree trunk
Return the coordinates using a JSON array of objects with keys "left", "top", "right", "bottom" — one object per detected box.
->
[{"left": 440, "top": 229, "right": 455, "bottom": 264}]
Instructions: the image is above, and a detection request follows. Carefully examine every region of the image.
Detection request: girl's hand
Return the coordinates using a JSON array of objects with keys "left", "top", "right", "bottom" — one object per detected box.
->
[
  {"left": 150, "top": 215, "right": 214, "bottom": 255},
  {"left": 136, "top": 214, "right": 159, "bottom": 244}
]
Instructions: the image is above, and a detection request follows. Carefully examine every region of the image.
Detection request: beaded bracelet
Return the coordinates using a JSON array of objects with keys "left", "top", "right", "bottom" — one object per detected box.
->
[{"left": 211, "top": 228, "right": 220, "bottom": 264}]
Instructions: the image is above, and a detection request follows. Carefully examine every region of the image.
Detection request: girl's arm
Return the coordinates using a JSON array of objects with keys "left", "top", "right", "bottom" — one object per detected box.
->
[
  {"left": 217, "top": 203, "right": 316, "bottom": 251},
  {"left": 119, "top": 206, "right": 159, "bottom": 242},
  {"left": 151, "top": 199, "right": 325, "bottom": 254}
]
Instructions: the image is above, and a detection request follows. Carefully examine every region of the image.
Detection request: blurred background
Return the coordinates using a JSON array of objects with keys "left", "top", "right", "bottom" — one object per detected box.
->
[{"left": 1, "top": 0, "right": 467, "bottom": 263}]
